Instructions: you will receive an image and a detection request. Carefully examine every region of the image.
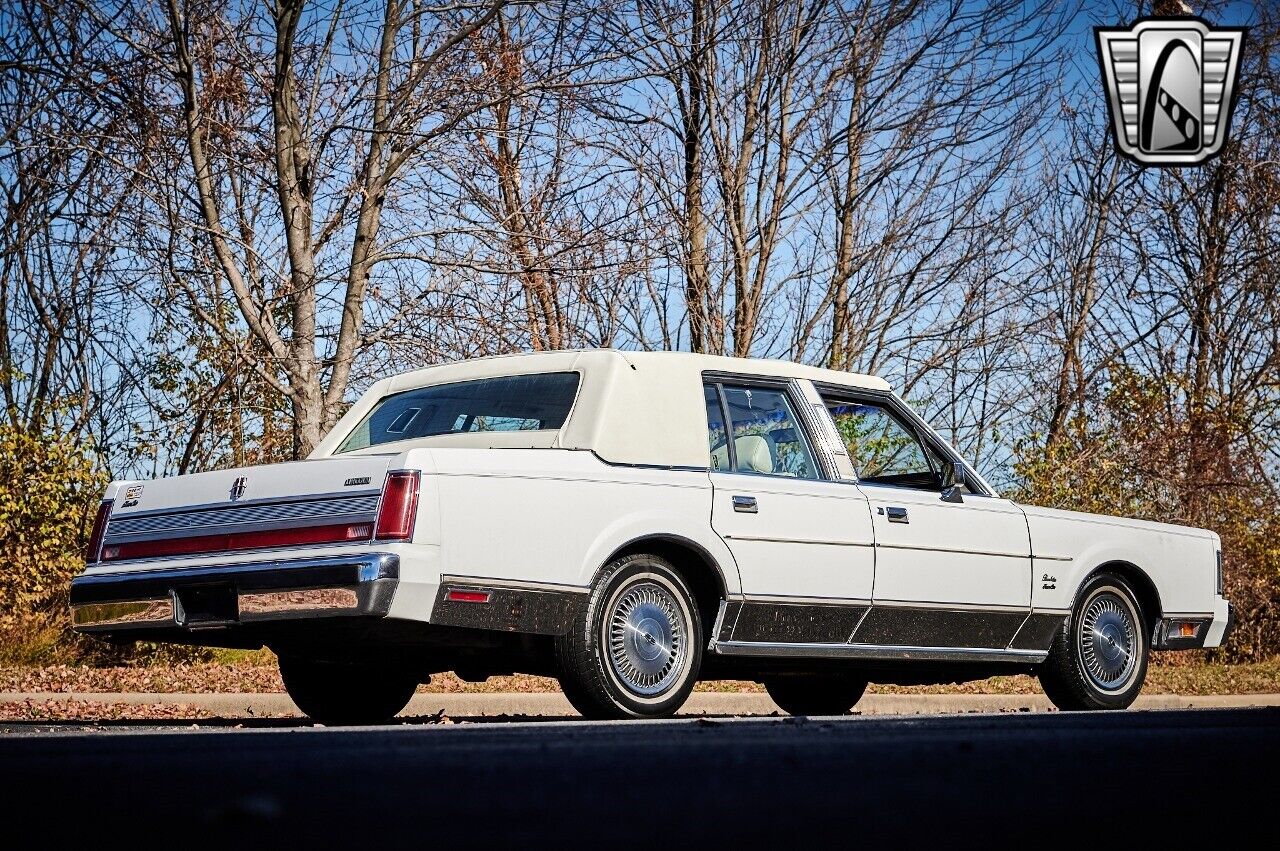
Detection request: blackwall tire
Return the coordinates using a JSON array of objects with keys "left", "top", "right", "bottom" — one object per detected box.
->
[
  {"left": 555, "top": 553, "right": 702, "bottom": 720},
  {"left": 279, "top": 656, "right": 418, "bottom": 725},
  {"left": 1039, "top": 573, "right": 1149, "bottom": 711}
]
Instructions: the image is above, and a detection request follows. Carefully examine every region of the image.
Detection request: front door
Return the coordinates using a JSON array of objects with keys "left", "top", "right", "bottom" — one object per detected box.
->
[
  {"left": 819, "top": 392, "right": 1033, "bottom": 649},
  {"left": 704, "top": 380, "right": 875, "bottom": 644}
]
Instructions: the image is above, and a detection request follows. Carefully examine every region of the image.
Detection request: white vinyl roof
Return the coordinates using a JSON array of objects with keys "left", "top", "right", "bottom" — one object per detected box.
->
[{"left": 311, "top": 349, "right": 891, "bottom": 468}]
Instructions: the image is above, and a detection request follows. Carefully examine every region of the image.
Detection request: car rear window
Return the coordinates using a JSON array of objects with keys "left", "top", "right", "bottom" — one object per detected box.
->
[{"left": 337, "top": 372, "right": 581, "bottom": 453}]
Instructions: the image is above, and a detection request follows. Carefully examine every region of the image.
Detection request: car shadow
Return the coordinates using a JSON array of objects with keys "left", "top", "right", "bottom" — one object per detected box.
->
[{"left": 0, "top": 711, "right": 778, "bottom": 731}]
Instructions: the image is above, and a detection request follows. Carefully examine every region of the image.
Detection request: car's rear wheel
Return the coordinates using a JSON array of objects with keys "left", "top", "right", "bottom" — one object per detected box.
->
[
  {"left": 555, "top": 553, "right": 702, "bottom": 719},
  {"left": 764, "top": 674, "right": 868, "bottom": 716},
  {"left": 1039, "top": 573, "right": 1149, "bottom": 711},
  {"left": 279, "top": 656, "right": 418, "bottom": 725}
]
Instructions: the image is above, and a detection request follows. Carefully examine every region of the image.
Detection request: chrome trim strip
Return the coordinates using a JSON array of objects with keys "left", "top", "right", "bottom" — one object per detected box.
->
[
  {"left": 1033, "top": 554, "right": 1075, "bottom": 562},
  {"left": 811, "top": 383, "right": 998, "bottom": 498},
  {"left": 741, "top": 594, "right": 873, "bottom": 606},
  {"left": 724, "top": 535, "right": 873, "bottom": 548},
  {"left": 78, "top": 552, "right": 398, "bottom": 586},
  {"left": 708, "top": 600, "right": 730, "bottom": 649},
  {"left": 88, "top": 539, "right": 374, "bottom": 568},
  {"left": 108, "top": 489, "right": 383, "bottom": 521},
  {"left": 848, "top": 604, "right": 873, "bottom": 641},
  {"left": 439, "top": 574, "right": 588, "bottom": 595},
  {"left": 105, "top": 512, "right": 378, "bottom": 545},
  {"left": 71, "top": 598, "right": 175, "bottom": 629},
  {"left": 869, "top": 599, "right": 1031, "bottom": 613},
  {"left": 239, "top": 587, "right": 360, "bottom": 616},
  {"left": 1009, "top": 610, "right": 1069, "bottom": 652},
  {"left": 874, "top": 542, "right": 1031, "bottom": 559},
  {"left": 710, "top": 639, "right": 1047, "bottom": 664},
  {"left": 104, "top": 492, "right": 381, "bottom": 545}
]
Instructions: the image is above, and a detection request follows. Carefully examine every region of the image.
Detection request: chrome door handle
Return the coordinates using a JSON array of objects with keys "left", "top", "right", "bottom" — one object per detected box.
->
[
  {"left": 886, "top": 506, "right": 909, "bottom": 523},
  {"left": 733, "top": 495, "right": 758, "bottom": 513}
]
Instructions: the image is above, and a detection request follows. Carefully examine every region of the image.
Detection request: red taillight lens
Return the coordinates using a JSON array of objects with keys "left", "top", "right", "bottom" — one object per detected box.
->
[
  {"left": 85, "top": 499, "right": 113, "bottom": 563},
  {"left": 375, "top": 471, "right": 420, "bottom": 541},
  {"left": 101, "top": 522, "right": 376, "bottom": 561}
]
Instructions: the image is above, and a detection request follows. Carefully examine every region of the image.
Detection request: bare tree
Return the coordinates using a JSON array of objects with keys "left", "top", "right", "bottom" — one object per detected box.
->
[
  {"left": 0, "top": 0, "right": 150, "bottom": 460},
  {"left": 142, "top": 0, "right": 505, "bottom": 456}
]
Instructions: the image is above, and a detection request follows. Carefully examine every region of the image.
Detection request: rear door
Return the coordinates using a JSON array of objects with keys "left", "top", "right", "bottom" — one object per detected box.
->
[
  {"left": 818, "top": 390, "right": 1033, "bottom": 649},
  {"left": 705, "top": 379, "right": 875, "bottom": 645}
]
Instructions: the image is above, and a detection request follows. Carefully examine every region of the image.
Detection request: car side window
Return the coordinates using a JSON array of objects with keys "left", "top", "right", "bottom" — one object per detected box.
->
[
  {"left": 705, "top": 384, "right": 730, "bottom": 470},
  {"left": 704, "top": 383, "right": 820, "bottom": 479},
  {"left": 824, "top": 398, "right": 944, "bottom": 490}
]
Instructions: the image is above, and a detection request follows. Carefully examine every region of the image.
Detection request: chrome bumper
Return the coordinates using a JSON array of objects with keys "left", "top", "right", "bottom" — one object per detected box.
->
[{"left": 70, "top": 553, "right": 399, "bottom": 632}]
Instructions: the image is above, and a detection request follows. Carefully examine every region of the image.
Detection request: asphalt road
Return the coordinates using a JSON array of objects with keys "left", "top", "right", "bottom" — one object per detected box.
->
[{"left": 2, "top": 708, "right": 1274, "bottom": 846}]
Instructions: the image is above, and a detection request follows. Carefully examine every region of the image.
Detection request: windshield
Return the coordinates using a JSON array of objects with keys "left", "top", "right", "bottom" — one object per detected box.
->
[{"left": 337, "top": 372, "right": 581, "bottom": 453}]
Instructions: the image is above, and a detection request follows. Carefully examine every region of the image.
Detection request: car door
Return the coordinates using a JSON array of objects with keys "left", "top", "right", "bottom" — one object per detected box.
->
[
  {"left": 818, "top": 390, "right": 1033, "bottom": 650},
  {"left": 704, "top": 379, "right": 876, "bottom": 645}
]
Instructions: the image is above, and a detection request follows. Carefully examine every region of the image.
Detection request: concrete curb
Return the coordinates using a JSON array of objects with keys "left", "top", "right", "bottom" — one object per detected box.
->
[{"left": 3, "top": 691, "right": 1278, "bottom": 718}]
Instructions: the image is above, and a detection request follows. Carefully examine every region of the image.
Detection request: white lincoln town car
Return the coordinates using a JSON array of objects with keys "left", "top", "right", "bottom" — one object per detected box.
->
[{"left": 71, "top": 350, "right": 1232, "bottom": 721}]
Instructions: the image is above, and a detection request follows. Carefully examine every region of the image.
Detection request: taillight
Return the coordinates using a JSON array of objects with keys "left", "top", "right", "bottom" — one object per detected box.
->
[
  {"left": 101, "top": 523, "right": 375, "bottom": 561},
  {"left": 375, "top": 471, "right": 420, "bottom": 540},
  {"left": 85, "top": 499, "right": 113, "bottom": 563}
]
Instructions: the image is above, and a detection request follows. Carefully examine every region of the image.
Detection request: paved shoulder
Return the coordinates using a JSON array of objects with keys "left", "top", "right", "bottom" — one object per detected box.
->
[{"left": 1, "top": 708, "right": 1275, "bottom": 844}]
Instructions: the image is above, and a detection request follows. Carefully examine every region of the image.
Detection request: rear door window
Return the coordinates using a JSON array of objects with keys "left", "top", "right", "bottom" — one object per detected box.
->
[{"left": 704, "top": 383, "right": 820, "bottom": 479}]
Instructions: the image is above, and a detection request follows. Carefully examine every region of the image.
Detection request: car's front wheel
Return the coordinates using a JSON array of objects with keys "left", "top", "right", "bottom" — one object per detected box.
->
[
  {"left": 764, "top": 674, "right": 868, "bottom": 716},
  {"left": 555, "top": 553, "right": 702, "bottom": 719},
  {"left": 279, "top": 656, "right": 418, "bottom": 725},
  {"left": 1038, "top": 573, "right": 1149, "bottom": 711}
]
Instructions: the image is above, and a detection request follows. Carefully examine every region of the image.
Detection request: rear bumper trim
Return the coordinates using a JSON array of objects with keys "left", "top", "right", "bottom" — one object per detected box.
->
[
  {"left": 72, "top": 598, "right": 176, "bottom": 629},
  {"left": 70, "top": 553, "right": 399, "bottom": 633}
]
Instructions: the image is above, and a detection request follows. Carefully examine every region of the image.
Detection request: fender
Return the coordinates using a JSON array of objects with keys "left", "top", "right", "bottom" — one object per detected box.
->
[{"left": 1034, "top": 539, "right": 1153, "bottom": 613}]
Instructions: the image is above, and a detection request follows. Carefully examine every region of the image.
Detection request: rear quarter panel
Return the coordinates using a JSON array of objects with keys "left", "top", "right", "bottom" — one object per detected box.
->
[
  {"left": 1022, "top": 505, "right": 1219, "bottom": 617},
  {"left": 425, "top": 448, "right": 740, "bottom": 597}
]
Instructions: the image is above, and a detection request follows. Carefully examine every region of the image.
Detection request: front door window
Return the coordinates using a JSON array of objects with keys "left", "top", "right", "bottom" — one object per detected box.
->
[{"left": 824, "top": 400, "right": 945, "bottom": 489}]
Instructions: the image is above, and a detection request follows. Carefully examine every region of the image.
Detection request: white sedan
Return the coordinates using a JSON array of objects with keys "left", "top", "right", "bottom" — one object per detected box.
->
[{"left": 71, "top": 350, "right": 1231, "bottom": 721}]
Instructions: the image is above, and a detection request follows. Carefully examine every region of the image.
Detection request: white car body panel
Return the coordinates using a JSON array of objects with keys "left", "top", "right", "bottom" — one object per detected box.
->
[
  {"left": 70, "top": 349, "right": 1230, "bottom": 665},
  {"left": 859, "top": 484, "right": 1032, "bottom": 610},
  {"left": 427, "top": 448, "right": 740, "bottom": 595},
  {"left": 710, "top": 474, "right": 875, "bottom": 602},
  {"left": 1022, "top": 504, "right": 1221, "bottom": 614}
]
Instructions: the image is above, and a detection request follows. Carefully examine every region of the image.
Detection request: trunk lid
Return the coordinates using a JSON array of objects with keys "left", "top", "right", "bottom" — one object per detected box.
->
[{"left": 98, "top": 455, "right": 403, "bottom": 564}]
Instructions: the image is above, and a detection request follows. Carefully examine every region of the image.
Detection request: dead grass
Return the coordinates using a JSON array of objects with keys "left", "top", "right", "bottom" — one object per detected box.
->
[
  {"left": 0, "top": 655, "right": 1275, "bottom": 697},
  {"left": 0, "top": 698, "right": 211, "bottom": 721}
]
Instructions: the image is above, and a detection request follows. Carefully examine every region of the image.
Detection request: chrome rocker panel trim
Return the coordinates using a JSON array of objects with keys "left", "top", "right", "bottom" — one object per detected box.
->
[
  {"left": 710, "top": 639, "right": 1048, "bottom": 665},
  {"left": 69, "top": 553, "right": 399, "bottom": 632}
]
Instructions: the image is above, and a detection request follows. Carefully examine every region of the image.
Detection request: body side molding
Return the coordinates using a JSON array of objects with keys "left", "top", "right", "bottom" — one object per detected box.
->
[{"left": 709, "top": 640, "right": 1048, "bottom": 664}]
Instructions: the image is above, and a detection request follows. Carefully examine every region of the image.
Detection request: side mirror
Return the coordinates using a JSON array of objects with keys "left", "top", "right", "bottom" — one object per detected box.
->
[{"left": 941, "top": 460, "right": 965, "bottom": 503}]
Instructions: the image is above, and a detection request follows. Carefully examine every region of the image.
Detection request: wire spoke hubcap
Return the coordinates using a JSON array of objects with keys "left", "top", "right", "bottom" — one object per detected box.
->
[
  {"left": 607, "top": 581, "right": 686, "bottom": 697},
  {"left": 1079, "top": 591, "right": 1139, "bottom": 692}
]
